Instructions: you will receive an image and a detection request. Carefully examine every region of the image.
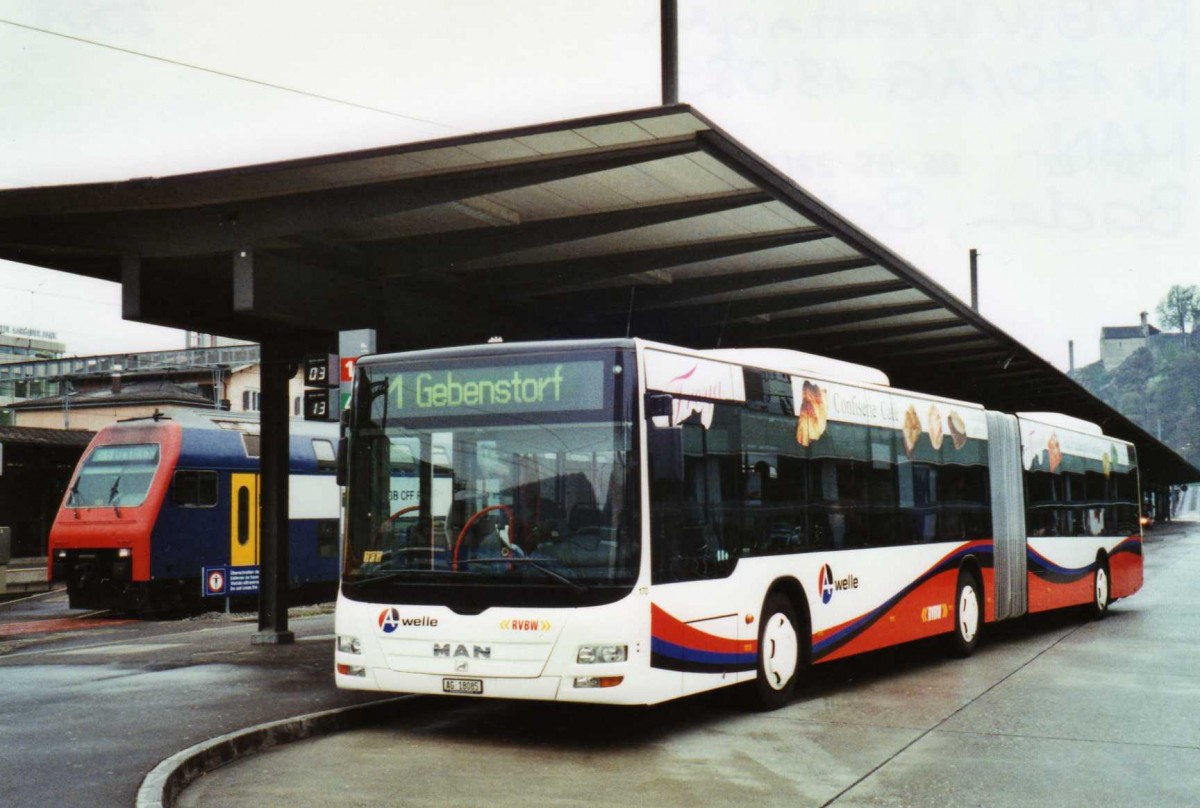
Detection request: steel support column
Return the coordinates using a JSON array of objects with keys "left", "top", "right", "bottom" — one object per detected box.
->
[
  {"left": 661, "top": 0, "right": 679, "bottom": 104},
  {"left": 253, "top": 338, "right": 294, "bottom": 645}
]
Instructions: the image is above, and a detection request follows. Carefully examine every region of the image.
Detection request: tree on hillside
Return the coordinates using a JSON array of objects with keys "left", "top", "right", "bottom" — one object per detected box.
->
[{"left": 1156, "top": 284, "right": 1200, "bottom": 334}]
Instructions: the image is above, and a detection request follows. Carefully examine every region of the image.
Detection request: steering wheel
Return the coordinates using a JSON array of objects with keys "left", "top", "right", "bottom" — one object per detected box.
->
[
  {"left": 452, "top": 505, "right": 514, "bottom": 571},
  {"left": 377, "top": 504, "right": 420, "bottom": 539}
]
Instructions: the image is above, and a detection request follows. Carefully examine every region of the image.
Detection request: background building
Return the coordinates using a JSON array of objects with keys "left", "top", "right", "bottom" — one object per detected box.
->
[
  {"left": 1098, "top": 311, "right": 1196, "bottom": 372},
  {"left": 1, "top": 343, "right": 309, "bottom": 427},
  {"left": 1100, "top": 313, "right": 1161, "bottom": 371},
  {"left": 0, "top": 323, "right": 65, "bottom": 365}
]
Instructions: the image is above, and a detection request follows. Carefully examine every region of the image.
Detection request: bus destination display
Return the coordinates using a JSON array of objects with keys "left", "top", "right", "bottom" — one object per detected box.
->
[{"left": 385, "top": 360, "right": 605, "bottom": 416}]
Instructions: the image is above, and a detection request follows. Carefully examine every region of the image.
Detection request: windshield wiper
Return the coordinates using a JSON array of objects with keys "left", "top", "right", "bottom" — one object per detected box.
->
[
  {"left": 465, "top": 556, "right": 589, "bottom": 593},
  {"left": 108, "top": 475, "right": 125, "bottom": 517},
  {"left": 348, "top": 568, "right": 459, "bottom": 585},
  {"left": 348, "top": 558, "right": 589, "bottom": 593}
]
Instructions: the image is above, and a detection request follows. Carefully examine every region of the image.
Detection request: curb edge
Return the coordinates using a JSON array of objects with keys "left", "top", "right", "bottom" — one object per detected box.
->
[{"left": 135, "top": 695, "right": 415, "bottom": 808}]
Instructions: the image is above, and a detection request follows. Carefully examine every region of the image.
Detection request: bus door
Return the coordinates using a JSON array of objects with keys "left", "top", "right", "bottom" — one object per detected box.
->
[{"left": 230, "top": 473, "right": 260, "bottom": 566}]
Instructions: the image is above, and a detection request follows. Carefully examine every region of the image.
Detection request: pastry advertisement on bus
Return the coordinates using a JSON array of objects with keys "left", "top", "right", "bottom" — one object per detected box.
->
[
  {"left": 1019, "top": 418, "right": 1131, "bottom": 474},
  {"left": 791, "top": 377, "right": 987, "bottom": 458}
]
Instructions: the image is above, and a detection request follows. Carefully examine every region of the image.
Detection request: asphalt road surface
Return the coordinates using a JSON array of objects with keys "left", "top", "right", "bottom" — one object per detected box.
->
[{"left": 0, "top": 597, "right": 382, "bottom": 808}]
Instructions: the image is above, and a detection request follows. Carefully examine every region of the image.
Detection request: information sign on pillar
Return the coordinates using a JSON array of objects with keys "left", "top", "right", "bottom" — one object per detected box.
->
[
  {"left": 339, "top": 329, "right": 376, "bottom": 412},
  {"left": 303, "top": 353, "right": 338, "bottom": 421}
]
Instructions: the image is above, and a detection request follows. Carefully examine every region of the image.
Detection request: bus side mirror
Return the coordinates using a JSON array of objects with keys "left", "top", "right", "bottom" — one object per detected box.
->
[
  {"left": 647, "top": 421, "right": 684, "bottom": 486},
  {"left": 645, "top": 393, "right": 674, "bottom": 420},
  {"left": 336, "top": 437, "right": 348, "bottom": 487},
  {"left": 335, "top": 400, "right": 351, "bottom": 486}
]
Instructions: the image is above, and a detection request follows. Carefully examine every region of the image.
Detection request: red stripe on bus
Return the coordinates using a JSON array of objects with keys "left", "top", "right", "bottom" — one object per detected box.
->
[{"left": 651, "top": 603, "right": 756, "bottom": 656}]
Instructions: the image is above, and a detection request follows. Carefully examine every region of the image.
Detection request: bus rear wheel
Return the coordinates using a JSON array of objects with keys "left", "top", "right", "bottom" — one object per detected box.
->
[
  {"left": 1089, "top": 561, "right": 1110, "bottom": 620},
  {"left": 752, "top": 593, "right": 801, "bottom": 710},
  {"left": 945, "top": 570, "right": 982, "bottom": 658}
]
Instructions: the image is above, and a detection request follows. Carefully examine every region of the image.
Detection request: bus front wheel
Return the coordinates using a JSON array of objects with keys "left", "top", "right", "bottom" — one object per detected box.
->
[{"left": 752, "top": 592, "right": 801, "bottom": 710}]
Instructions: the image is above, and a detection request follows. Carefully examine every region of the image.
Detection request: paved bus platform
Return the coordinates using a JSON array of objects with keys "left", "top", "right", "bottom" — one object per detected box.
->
[{"left": 135, "top": 519, "right": 1200, "bottom": 808}]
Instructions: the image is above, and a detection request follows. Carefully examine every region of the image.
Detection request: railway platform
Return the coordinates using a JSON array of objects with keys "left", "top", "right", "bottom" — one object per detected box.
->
[{"left": 0, "top": 557, "right": 48, "bottom": 597}]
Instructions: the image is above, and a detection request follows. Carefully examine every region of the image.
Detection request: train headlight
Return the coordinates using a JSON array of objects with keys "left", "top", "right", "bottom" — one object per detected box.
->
[
  {"left": 577, "top": 644, "right": 627, "bottom": 664},
  {"left": 117, "top": 548, "right": 132, "bottom": 559},
  {"left": 337, "top": 635, "right": 362, "bottom": 654}
]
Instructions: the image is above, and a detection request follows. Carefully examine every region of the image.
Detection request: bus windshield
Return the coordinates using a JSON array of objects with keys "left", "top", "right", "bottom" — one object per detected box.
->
[{"left": 342, "top": 349, "right": 639, "bottom": 608}]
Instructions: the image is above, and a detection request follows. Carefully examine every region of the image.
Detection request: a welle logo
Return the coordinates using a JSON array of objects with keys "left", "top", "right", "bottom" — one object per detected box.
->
[
  {"left": 818, "top": 564, "right": 859, "bottom": 604},
  {"left": 377, "top": 607, "right": 439, "bottom": 633},
  {"left": 391, "top": 365, "right": 566, "bottom": 410}
]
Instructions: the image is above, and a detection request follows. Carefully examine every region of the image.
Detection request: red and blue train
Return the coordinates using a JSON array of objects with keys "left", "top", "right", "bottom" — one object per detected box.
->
[{"left": 49, "top": 409, "right": 340, "bottom": 612}]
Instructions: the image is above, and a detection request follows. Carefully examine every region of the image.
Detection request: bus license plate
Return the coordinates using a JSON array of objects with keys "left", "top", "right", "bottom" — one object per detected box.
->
[{"left": 443, "top": 677, "right": 483, "bottom": 695}]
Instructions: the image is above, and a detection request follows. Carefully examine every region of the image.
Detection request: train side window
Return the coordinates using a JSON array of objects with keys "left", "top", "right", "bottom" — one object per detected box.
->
[
  {"left": 172, "top": 470, "right": 218, "bottom": 507},
  {"left": 312, "top": 439, "right": 337, "bottom": 471}
]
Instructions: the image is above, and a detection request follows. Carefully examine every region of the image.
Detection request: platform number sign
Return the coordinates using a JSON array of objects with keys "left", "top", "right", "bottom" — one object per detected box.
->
[
  {"left": 304, "top": 354, "right": 338, "bottom": 421},
  {"left": 304, "top": 389, "right": 334, "bottom": 421}
]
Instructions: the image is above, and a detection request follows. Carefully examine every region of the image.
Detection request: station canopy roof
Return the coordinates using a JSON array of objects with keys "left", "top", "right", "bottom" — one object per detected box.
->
[{"left": 1, "top": 104, "right": 1195, "bottom": 484}]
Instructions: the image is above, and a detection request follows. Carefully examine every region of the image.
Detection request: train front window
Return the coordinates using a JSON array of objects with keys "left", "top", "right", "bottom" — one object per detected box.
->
[
  {"left": 68, "top": 444, "right": 160, "bottom": 508},
  {"left": 342, "top": 351, "right": 639, "bottom": 605}
]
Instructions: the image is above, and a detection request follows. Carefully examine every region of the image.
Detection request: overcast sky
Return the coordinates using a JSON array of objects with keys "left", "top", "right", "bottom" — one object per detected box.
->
[{"left": 1, "top": 1, "right": 1195, "bottom": 369}]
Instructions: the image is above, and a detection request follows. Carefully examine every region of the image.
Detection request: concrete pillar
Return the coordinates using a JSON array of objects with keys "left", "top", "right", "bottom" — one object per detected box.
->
[{"left": 253, "top": 339, "right": 294, "bottom": 645}]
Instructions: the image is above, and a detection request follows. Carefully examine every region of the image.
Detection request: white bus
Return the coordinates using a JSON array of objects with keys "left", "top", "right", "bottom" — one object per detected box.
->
[{"left": 334, "top": 339, "right": 1143, "bottom": 708}]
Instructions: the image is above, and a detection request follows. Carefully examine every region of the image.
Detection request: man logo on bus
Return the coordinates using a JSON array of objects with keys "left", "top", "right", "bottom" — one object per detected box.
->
[
  {"left": 378, "top": 607, "right": 401, "bottom": 634},
  {"left": 819, "top": 564, "right": 835, "bottom": 604}
]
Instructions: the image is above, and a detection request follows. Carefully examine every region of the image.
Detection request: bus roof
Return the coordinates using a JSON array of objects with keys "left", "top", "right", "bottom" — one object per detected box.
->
[
  {"left": 702, "top": 347, "right": 889, "bottom": 387},
  {"left": 1017, "top": 412, "right": 1106, "bottom": 438}
]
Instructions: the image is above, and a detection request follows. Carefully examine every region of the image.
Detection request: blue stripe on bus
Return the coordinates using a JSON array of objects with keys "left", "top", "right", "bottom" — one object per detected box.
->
[
  {"left": 1027, "top": 535, "right": 1141, "bottom": 585},
  {"left": 650, "top": 637, "right": 757, "bottom": 672},
  {"left": 1026, "top": 550, "right": 1091, "bottom": 581}
]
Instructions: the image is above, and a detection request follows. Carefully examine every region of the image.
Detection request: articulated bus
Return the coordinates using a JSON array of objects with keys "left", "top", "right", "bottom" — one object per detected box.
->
[{"left": 334, "top": 339, "right": 1142, "bottom": 708}]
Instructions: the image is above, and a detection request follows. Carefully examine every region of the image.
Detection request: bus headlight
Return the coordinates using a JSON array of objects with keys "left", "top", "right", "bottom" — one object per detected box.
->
[
  {"left": 337, "top": 635, "right": 362, "bottom": 654},
  {"left": 337, "top": 663, "right": 366, "bottom": 677},
  {"left": 577, "top": 644, "right": 627, "bottom": 664}
]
